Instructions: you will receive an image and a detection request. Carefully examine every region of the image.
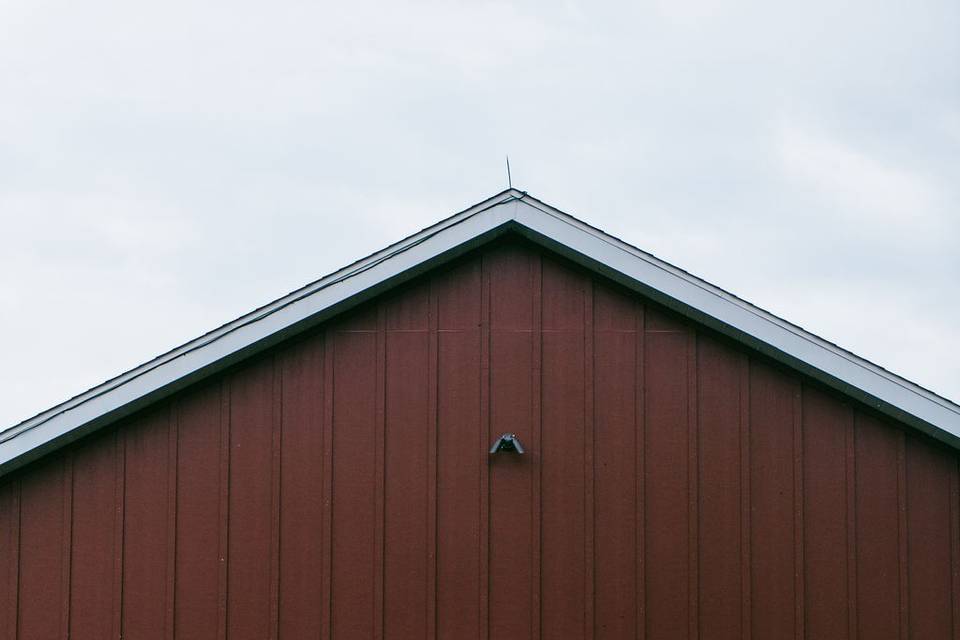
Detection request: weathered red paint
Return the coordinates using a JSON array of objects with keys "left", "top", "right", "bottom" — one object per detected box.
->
[{"left": 1, "top": 239, "right": 958, "bottom": 639}]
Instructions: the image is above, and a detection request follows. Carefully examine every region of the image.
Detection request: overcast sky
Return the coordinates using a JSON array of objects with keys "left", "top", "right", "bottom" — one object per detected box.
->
[{"left": 2, "top": 0, "right": 958, "bottom": 428}]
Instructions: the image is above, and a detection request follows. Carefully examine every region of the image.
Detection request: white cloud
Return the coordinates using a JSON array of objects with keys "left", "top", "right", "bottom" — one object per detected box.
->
[{"left": 0, "top": 0, "right": 958, "bottom": 427}]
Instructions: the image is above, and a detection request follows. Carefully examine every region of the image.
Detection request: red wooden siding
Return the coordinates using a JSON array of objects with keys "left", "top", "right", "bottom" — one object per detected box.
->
[{"left": 1, "top": 239, "right": 959, "bottom": 639}]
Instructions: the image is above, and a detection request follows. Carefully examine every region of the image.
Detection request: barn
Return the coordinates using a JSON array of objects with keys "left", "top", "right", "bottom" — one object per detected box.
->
[{"left": 1, "top": 189, "right": 959, "bottom": 640}]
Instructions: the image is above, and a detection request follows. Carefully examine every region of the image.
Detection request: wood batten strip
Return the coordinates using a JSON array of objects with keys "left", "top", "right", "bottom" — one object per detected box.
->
[
  {"left": 636, "top": 302, "right": 646, "bottom": 640},
  {"left": 793, "top": 383, "right": 805, "bottom": 640},
  {"left": 687, "top": 330, "right": 699, "bottom": 640},
  {"left": 739, "top": 357, "right": 751, "bottom": 640},
  {"left": 846, "top": 410, "right": 858, "bottom": 640},
  {"left": 584, "top": 279, "right": 596, "bottom": 640},
  {"left": 217, "top": 380, "right": 231, "bottom": 640},
  {"left": 897, "top": 431, "right": 909, "bottom": 640},
  {"left": 269, "top": 357, "right": 283, "bottom": 640},
  {"left": 478, "top": 256, "right": 491, "bottom": 640},
  {"left": 112, "top": 431, "right": 125, "bottom": 640},
  {"left": 374, "top": 305, "right": 386, "bottom": 640},
  {"left": 530, "top": 254, "right": 543, "bottom": 639},
  {"left": 166, "top": 403, "right": 179, "bottom": 640},
  {"left": 426, "top": 279, "right": 440, "bottom": 640},
  {"left": 321, "top": 334, "right": 334, "bottom": 640}
]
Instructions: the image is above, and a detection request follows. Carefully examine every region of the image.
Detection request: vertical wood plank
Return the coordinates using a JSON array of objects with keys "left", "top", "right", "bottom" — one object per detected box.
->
[
  {"left": 60, "top": 454, "right": 73, "bottom": 639},
  {"left": 802, "top": 388, "right": 851, "bottom": 639},
  {"left": 951, "top": 458, "right": 960, "bottom": 640},
  {"left": 436, "top": 261, "right": 483, "bottom": 640},
  {"left": 793, "top": 383, "right": 805, "bottom": 640},
  {"left": 531, "top": 256, "right": 543, "bottom": 640},
  {"left": 479, "top": 258, "right": 491, "bottom": 640},
  {"left": 426, "top": 279, "right": 439, "bottom": 640},
  {"left": 905, "top": 436, "right": 953, "bottom": 639},
  {"left": 687, "top": 332, "right": 699, "bottom": 640},
  {"left": 278, "top": 334, "right": 325, "bottom": 639},
  {"left": 697, "top": 338, "right": 743, "bottom": 640},
  {"left": 897, "top": 431, "right": 910, "bottom": 640},
  {"left": 18, "top": 458, "right": 68, "bottom": 639},
  {"left": 583, "top": 279, "right": 595, "bottom": 640},
  {"left": 593, "top": 286, "right": 638, "bottom": 640},
  {"left": 644, "top": 308, "right": 691, "bottom": 639},
  {"left": 739, "top": 358, "right": 751, "bottom": 640},
  {"left": 374, "top": 304, "right": 386, "bottom": 640},
  {"left": 383, "top": 284, "right": 431, "bottom": 639},
  {"left": 269, "top": 359, "right": 282, "bottom": 640},
  {"left": 70, "top": 433, "right": 120, "bottom": 640},
  {"left": 175, "top": 383, "right": 224, "bottom": 640},
  {"left": 166, "top": 406, "right": 179, "bottom": 640},
  {"left": 330, "top": 309, "right": 378, "bottom": 639},
  {"left": 123, "top": 409, "right": 172, "bottom": 639},
  {"left": 636, "top": 302, "right": 646, "bottom": 640},
  {"left": 897, "top": 433, "right": 909, "bottom": 640},
  {"left": 855, "top": 411, "right": 900, "bottom": 640},
  {"left": 846, "top": 412, "right": 858, "bottom": 640},
  {"left": 218, "top": 381, "right": 230, "bottom": 640},
  {"left": 0, "top": 479, "right": 19, "bottom": 640},
  {"left": 321, "top": 331, "right": 335, "bottom": 640},
  {"left": 487, "top": 244, "right": 536, "bottom": 640},
  {"left": 226, "top": 361, "right": 275, "bottom": 640},
  {"left": 897, "top": 431, "right": 910, "bottom": 639},
  {"left": 749, "top": 362, "right": 796, "bottom": 638},
  {"left": 540, "top": 258, "right": 586, "bottom": 640},
  {"left": 112, "top": 423, "right": 125, "bottom": 640}
]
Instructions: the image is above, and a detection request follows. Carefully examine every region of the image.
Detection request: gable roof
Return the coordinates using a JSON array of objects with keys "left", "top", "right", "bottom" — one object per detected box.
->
[{"left": 3, "top": 188, "right": 959, "bottom": 475}]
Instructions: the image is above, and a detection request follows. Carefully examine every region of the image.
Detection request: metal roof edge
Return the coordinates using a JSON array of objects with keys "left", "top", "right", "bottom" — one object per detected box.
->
[
  {"left": 0, "top": 189, "right": 524, "bottom": 475},
  {"left": 2, "top": 188, "right": 958, "bottom": 475},
  {"left": 511, "top": 192, "right": 960, "bottom": 445}
]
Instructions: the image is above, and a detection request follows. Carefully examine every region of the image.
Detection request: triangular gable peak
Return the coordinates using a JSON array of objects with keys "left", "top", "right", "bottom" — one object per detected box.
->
[{"left": 2, "top": 189, "right": 958, "bottom": 474}]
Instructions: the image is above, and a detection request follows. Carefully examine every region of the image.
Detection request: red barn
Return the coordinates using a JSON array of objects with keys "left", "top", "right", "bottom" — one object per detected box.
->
[{"left": 2, "top": 189, "right": 959, "bottom": 639}]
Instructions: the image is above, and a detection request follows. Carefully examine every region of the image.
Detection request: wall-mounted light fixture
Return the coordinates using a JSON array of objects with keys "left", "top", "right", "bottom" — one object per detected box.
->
[{"left": 489, "top": 433, "right": 524, "bottom": 454}]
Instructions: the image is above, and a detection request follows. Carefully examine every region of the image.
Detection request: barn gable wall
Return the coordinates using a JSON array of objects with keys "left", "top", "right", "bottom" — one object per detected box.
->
[{"left": 0, "top": 239, "right": 957, "bottom": 639}]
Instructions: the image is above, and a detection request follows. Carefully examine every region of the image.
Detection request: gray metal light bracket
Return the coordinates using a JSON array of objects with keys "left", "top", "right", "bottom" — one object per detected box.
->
[{"left": 489, "top": 433, "right": 524, "bottom": 454}]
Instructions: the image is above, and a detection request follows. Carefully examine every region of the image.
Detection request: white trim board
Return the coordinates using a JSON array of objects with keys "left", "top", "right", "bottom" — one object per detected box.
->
[{"left": 2, "top": 188, "right": 958, "bottom": 475}]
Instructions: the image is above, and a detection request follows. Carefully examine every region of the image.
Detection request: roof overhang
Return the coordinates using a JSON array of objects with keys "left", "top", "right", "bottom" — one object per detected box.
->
[{"left": 3, "top": 188, "right": 959, "bottom": 475}]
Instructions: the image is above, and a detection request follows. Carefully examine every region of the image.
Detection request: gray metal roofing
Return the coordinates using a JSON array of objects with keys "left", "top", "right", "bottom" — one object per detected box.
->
[{"left": 2, "top": 188, "right": 959, "bottom": 475}]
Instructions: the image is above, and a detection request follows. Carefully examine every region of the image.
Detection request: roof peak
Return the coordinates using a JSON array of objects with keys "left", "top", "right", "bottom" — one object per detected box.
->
[{"left": 3, "top": 191, "right": 958, "bottom": 475}]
